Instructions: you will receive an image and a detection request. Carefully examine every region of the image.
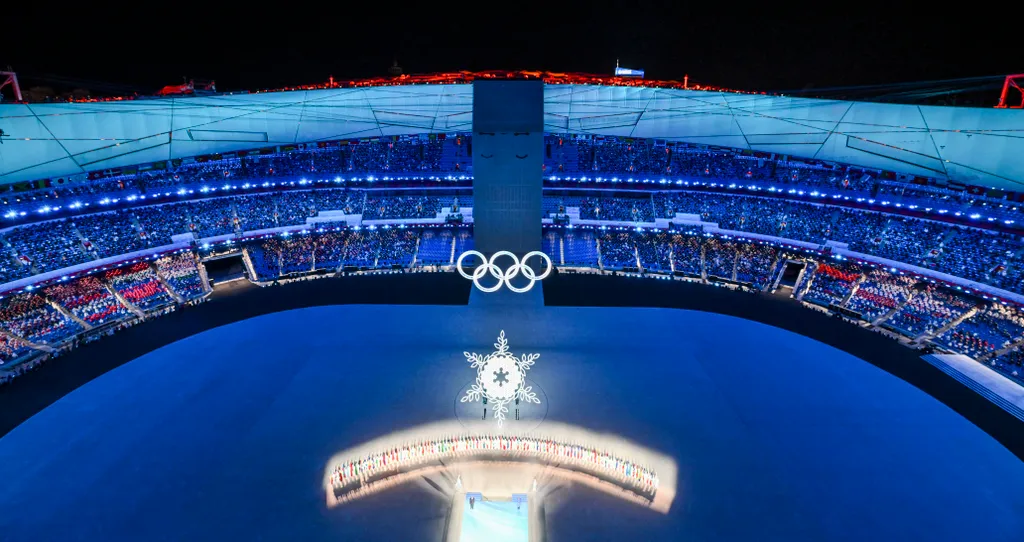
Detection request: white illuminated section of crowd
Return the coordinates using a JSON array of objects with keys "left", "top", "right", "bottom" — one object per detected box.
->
[
  {"left": 323, "top": 421, "right": 678, "bottom": 513},
  {"left": 457, "top": 251, "right": 552, "bottom": 293}
]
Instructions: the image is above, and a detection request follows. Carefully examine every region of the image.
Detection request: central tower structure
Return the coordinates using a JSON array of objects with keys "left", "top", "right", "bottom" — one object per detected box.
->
[{"left": 471, "top": 80, "right": 544, "bottom": 256}]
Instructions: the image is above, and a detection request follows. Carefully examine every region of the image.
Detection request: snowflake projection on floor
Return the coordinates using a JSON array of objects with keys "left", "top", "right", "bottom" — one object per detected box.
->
[{"left": 460, "top": 330, "right": 540, "bottom": 426}]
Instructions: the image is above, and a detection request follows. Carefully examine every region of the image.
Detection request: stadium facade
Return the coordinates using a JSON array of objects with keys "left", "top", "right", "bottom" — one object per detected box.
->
[
  {"left": 2, "top": 74, "right": 1024, "bottom": 542},
  {"left": 2, "top": 75, "right": 1024, "bottom": 190},
  {"left": 0, "top": 74, "right": 1022, "bottom": 409}
]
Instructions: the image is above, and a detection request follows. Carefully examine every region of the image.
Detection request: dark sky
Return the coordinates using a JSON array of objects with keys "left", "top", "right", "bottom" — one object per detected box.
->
[{"left": 4, "top": 4, "right": 1019, "bottom": 98}]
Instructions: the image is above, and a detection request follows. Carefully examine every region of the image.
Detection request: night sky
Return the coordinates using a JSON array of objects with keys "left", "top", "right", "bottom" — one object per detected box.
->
[{"left": 4, "top": 5, "right": 1020, "bottom": 100}]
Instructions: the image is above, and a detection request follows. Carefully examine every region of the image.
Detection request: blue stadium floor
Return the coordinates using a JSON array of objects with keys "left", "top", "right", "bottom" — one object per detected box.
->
[{"left": 0, "top": 303, "right": 1022, "bottom": 541}]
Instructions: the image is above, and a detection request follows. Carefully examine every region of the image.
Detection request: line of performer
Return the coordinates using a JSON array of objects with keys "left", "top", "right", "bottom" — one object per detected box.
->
[{"left": 330, "top": 435, "right": 659, "bottom": 492}]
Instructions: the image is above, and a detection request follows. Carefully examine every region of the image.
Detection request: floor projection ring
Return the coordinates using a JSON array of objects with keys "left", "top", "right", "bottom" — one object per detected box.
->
[{"left": 456, "top": 250, "right": 552, "bottom": 293}]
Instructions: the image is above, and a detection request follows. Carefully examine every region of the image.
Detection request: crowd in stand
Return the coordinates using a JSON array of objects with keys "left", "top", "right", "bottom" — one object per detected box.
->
[
  {"left": 104, "top": 262, "right": 173, "bottom": 310},
  {"left": 885, "top": 286, "right": 974, "bottom": 336},
  {"left": 248, "top": 239, "right": 282, "bottom": 280},
  {"left": 374, "top": 230, "right": 419, "bottom": 266},
  {"left": 338, "top": 232, "right": 378, "bottom": 268},
  {"left": 279, "top": 235, "right": 317, "bottom": 275},
  {"left": 5, "top": 135, "right": 1019, "bottom": 240},
  {"left": 232, "top": 195, "right": 277, "bottom": 232},
  {"left": 668, "top": 235, "right": 704, "bottom": 276},
  {"left": 1, "top": 219, "right": 92, "bottom": 279},
  {"left": 562, "top": 230, "right": 598, "bottom": 266},
  {"left": 599, "top": 233, "right": 639, "bottom": 268},
  {"left": 74, "top": 212, "right": 149, "bottom": 259},
  {"left": 419, "top": 227, "right": 456, "bottom": 262},
  {"left": 2, "top": 134, "right": 1024, "bottom": 388},
  {"left": 0, "top": 299, "right": 202, "bottom": 387},
  {"left": 735, "top": 243, "right": 779, "bottom": 288},
  {"left": 0, "top": 250, "right": 212, "bottom": 373},
  {"left": 580, "top": 197, "right": 654, "bottom": 222},
  {"left": 9, "top": 135, "right": 1018, "bottom": 221},
  {"left": 704, "top": 238, "right": 739, "bottom": 279},
  {"left": 937, "top": 228, "right": 1020, "bottom": 292},
  {"left": 634, "top": 233, "right": 671, "bottom": 272},
  {"left": 0, "top": 293, "right": 82, "bottom": 346},
  {"left": 364, "top": 196, "right": 440, "bottom": 220},
  {"left": 329, "top": 435, "right": 658, "bottom": 495},
  {"left": 0, "top": 191, "right": 467, "bottom": 284},
  {"left": 246, "top": 228, "right": 426, "bottom": 279},
  {"left": 991, "top": 348, "right": 1023, "bottom": 382},
  {"left": 848, "top": 215, "right": 943, "bottom": 267},
  {"left": 2, "top": 139, "right": 453, "bottom": 208},
  {"left": 935, "top": 304, "right": 1024, "bottom": 359},
  {"left": 844, "top": 269, "right": 918, "bottom": 321},
  {"left": 2, "top": 166, "right": 1022, "bottom": 296},
  {"left": 649, "top": 191, "right": 1023, "bottom": 290},
  {"left": 155, "top": 252, "right": 206, "bottom": 299},
  {"left": 0, "top": 334, "right": 33, "bottom": 364},
  {"left": 453, "top": 228, "right": 473, "bottom": 257},
  {"left": 313, "top": 231, "right": 348, "bottom": 271},
  {"left": 186, "top": 199, "right": 236, "bottom": 237},
  {"left": 560, "top": 138, "right": 1021, "bottom": 221},
  {"left": 43, "top": 276, "right": 131, "bottom": 326},
  {"left": 1, "top": 225, "right": 1023, "bottom": 387},
  {"left": 802, "top": 261, "right": 862, "bottom": 305}
]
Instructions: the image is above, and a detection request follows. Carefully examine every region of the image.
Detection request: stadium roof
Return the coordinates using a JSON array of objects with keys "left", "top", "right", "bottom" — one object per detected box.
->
[
  {"left": 1, "top": 74, "right": 1023, "bottom": 191},
  {"left": 9, "top": 71, "right": 753, "bottom": 102}
]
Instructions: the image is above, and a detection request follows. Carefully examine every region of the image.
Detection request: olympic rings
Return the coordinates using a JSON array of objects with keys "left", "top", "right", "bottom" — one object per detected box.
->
[{"left": 456, "top": 250, "right": 553, "bottom": 293}]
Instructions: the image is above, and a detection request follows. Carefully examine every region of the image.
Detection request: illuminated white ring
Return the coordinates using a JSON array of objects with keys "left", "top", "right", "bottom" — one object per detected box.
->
[
  {"left": 503, "top": 251, "right": 552, "bottom": 293},
  {"left": 456, "top": 250, "right": 553, "bottom": 293},
  {"left": 456, "top": 250, "right": 502, "bottom": 293}
]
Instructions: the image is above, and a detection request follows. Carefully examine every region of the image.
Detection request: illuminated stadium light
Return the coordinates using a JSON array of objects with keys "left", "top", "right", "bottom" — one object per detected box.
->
[
  {"left": 456, "top": 250, "right": 552, "bottom": 293},
  {"left": 460, "top": 331, "right": 541, "bottom": 426}
]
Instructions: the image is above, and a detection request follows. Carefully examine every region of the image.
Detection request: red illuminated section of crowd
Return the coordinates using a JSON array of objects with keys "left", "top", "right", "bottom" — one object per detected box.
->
[{"left": 41, "top": 71, "right": 758, "bottom": 103}]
